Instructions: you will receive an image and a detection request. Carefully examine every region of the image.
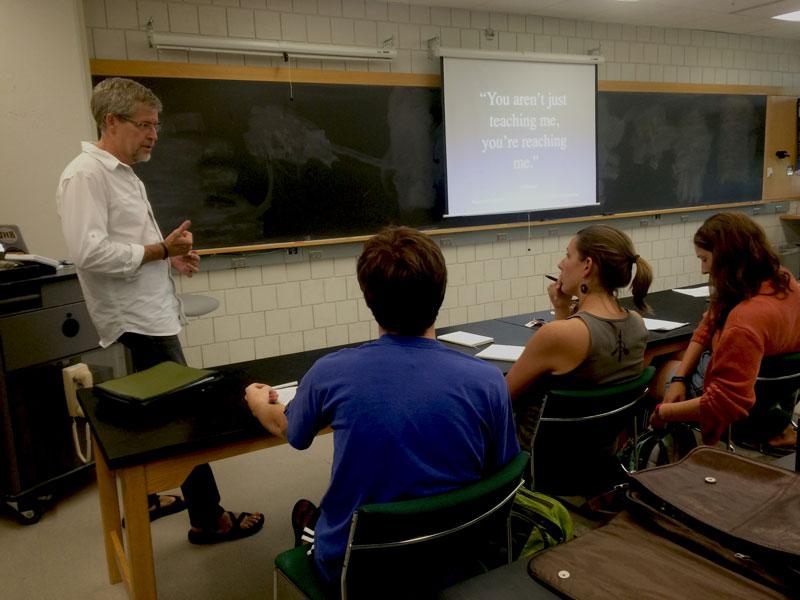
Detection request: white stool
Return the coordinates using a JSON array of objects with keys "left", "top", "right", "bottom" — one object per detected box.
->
[{"left": 178, "top": 294, "right": 219, "bottom": 317}]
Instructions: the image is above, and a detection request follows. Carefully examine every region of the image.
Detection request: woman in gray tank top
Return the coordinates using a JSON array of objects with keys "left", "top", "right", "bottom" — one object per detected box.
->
[{"left": 506, "top": 225, "right": 653, "bottom": 448}]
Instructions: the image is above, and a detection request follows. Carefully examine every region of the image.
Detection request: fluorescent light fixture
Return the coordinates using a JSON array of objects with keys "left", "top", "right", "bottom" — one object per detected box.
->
[
  {"left": 434, "top": 46, "right": 604, "bottom": 64},
  {"left": 148, "top": 32, "right": 396, "bottom": 61},
  {"left": 773, "top": 10, "right": 800, "bottom": 22}
]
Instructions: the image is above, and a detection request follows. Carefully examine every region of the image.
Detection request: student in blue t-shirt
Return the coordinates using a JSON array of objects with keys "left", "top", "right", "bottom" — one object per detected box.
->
[{"left": 245, "top": 226, "right": 520, "bottom": 589}]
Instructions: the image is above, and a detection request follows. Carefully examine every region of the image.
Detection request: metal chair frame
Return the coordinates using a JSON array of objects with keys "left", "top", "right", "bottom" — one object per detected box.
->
[
  {"left": 530, "top": 367, "right": 655, "bottom": 491},
  {"left": 273, "top": 451, "right": 530, "bottom": 600},
  {"left": 339, "top": 480, "right": 524, "bottom": 599}
]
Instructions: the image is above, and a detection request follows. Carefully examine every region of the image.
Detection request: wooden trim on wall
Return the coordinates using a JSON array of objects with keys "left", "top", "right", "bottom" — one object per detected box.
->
[
  {"left": 597, "top": 80, "right": 797, "bottom": 96},
  {"left": 195, "top": 198, "right": 800, "bottom": 255},
  {"left": 90, "top": 59, "right": 799, "bottom": 95},
  {"left": 89, "top": 59, "right": 440, "bottom": 87}
]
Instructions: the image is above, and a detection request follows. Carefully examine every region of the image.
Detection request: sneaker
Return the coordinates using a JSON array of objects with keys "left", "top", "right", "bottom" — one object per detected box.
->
[{"left": 291, "top": 499, "right": 320, "bottom": 548}]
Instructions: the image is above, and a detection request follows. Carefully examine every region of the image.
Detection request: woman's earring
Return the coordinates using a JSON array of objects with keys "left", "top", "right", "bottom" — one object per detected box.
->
[{"left": 580, "top": 283, "right": 588, "bottom": 294}]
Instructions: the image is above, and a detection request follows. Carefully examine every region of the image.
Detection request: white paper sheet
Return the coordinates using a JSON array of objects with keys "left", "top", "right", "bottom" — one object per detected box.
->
[
  {"left": 474, "top": 344, "right": 525, "bottom": 362},
  {"left": 437, "top": 331, "right": 494, "bottom": 348},
  {"left": 643, "top": 318, "right": 689, "bottom": 332},
  {"left": 273, "top": 381, "right": 298, "bottom": 406},
  {"left": 672, "top": 285, "right": 710, "bottom": 298}
]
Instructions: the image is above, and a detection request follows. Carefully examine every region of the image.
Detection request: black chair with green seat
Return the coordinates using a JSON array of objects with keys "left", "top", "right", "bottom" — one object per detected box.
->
[
  {"left": 273, "top": 451, "right": 530, "bottom": 600},
  {"left": 530, "top": 366, "right": 656, "bottom": 497},
  {"left": 731, "top": 351, "right": 800, "bottom": 455}
]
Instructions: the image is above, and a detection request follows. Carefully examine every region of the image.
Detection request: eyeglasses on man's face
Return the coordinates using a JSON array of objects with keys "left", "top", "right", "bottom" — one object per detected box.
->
[{"left": 116, "top": 114, "right": 162, "bottom": 133}]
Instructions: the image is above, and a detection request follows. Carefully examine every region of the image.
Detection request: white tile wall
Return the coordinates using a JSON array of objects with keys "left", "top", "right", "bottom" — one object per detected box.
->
[
  {"left": 167, "top": 3, "right": 200, "bottom": 34},
  {"left": 198, "top": 5, "right": 228, "bottom": 35},
  {"left": 106, "top": 0, "right": 138, "bottom": 29},
  {"left": 167, "top": 209, "right": 798, "bottom": 367},
  {"left": 83, "top": 0, "right": 800, "bottom": 366},
  {"left": 93, "top": 28, "right": 127, "bottom": 58},
  {"left": 255, "top": 10, "right": 281, "bottom": 39},
  {"left": 228, "top": 7, "right": 256, "bottom": 37},
  {"left": 308, "top": 15, "right": 333, "bottom": 43}
]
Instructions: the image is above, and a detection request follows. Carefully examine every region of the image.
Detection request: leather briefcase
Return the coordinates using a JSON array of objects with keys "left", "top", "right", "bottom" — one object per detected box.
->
[{"left": 529, "top": 447, "right": 799, "bottom": 599}]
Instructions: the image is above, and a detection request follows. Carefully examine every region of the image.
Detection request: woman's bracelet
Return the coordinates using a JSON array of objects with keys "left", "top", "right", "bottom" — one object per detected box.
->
[{"left": 670, "top": 375, "right": 688, "bottom": 385}]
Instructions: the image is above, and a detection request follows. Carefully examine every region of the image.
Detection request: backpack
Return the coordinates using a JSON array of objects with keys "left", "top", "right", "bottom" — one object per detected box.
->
[
  {"left": 510, "top": 487, "right": 573, "bottom": 559},
  {"left": 622, "top": 423, "right": 699, "bottom": 472}
]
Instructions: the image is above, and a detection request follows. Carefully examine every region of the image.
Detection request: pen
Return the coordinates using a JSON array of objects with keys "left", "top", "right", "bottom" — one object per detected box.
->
[{"left": 545, "top": 275, "right": 558, "bottom": 282}]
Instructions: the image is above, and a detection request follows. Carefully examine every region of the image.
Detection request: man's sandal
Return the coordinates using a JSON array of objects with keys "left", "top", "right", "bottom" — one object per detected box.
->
[
  {"left": 149, "top": 494, "right": 187, "bottom": 521},
  {"left": 122, "top": 494, "right": 187, "bottom": 527},
  {"left": 187, "top": 511, "right": 265, "bottom": 545}
]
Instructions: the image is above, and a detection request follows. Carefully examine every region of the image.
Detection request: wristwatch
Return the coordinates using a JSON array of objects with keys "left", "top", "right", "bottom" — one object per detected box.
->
[{"left": 670, "top": 375, "right": 688, "bottom": 384}]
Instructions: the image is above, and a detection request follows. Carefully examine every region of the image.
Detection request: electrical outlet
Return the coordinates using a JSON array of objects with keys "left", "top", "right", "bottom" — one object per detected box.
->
[
  {"left": 496, "top": 233, "right": 509, "bottom": 242},
  {"left": 680, "top": 215, "right": 689, "bottom": 223},
  {"left": 286, "top": 247, "right": 298, "bottom": 256},
  {"left": 309, "top": 250, "right": 323, "bottom": 260},
  {"left": 440, "top": 237, "right": 453, "bottom": 247},
  {"left": 639, "top": 219, "right": 649, "bottom": 227},
  {"left": 231, "top": 257, "right": 247, "bottom": 269},
  {"left": 752, "top": 207, "right": 760, "bottom": 216},
  {"left": 548, "top": 228, "right": 558, "bottom": 236}
]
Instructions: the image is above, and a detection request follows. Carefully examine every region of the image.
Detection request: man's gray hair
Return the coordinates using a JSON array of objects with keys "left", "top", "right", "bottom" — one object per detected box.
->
[{"left": 91, "top": 77, "right": 162, "bottom": 130}]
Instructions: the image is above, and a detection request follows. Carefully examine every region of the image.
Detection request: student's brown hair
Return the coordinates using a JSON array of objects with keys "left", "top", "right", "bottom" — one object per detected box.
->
[
  {"left": 574, "top": 224, "right": 652, "bottom": 312},
  {"left": 357, "top": 226, "right": 447, "bottom": 336},
  {"left": 694, "top": 212, "right": 790, "bottom": 332}
]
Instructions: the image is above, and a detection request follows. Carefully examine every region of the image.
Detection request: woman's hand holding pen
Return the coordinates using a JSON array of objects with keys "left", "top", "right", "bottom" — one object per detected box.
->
[{"left": 546, "top": 274, "right": 573, "bottom": 318}]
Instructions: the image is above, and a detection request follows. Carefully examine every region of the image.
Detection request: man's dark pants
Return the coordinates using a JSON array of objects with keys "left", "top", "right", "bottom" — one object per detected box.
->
[{"left": 119, "top": 332, "right": 224, "bottom": 528}]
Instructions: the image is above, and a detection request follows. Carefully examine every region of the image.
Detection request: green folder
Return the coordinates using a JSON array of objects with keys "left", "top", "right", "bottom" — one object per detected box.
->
[{"left": 95, "top": 361, "right": 219, "bottom": 407}]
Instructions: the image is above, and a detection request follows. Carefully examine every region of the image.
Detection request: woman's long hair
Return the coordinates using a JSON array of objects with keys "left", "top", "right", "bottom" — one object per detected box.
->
[
  {"left": 694, "top": 213, "right": 790, "bottom": 332},
  {"left": 574, "top": 225, "right": 652, "bottom": 312}
]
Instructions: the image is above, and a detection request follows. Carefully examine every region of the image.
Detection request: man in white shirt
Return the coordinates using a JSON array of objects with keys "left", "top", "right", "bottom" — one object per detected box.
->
[{"left": 56, "top": 77, "right": 263, "bottom": 544}]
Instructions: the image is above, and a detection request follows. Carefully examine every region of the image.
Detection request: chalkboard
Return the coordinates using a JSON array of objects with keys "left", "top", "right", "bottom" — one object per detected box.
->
[
  {"left": 597, "top": 92, "right": 766, "bottom": 214},
  {"left": 94, "top": 75, "right": 766, "bottom": 249}
]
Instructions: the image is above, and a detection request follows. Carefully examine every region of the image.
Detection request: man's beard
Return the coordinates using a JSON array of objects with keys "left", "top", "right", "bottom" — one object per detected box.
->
[{"left": 135, "top": 150, "right": 152, "bottom": 163}]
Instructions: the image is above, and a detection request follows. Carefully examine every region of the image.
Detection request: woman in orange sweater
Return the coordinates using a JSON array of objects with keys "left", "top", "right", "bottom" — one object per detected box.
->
[{"left": 652, "top": 213, "right": 800, "bottom": 451}]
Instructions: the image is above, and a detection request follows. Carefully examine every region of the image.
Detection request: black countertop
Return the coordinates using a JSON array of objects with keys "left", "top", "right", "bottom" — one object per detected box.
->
[
  {"left": 78, "top": 345, "right": 336, "bottom": 470},
  {"left": 80, "top": 288, "right": 708, "bottom": 472}
]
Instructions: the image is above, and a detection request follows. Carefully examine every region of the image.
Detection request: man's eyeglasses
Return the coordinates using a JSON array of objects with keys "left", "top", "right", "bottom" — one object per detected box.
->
[{"left": 117, "top": 115, "right": 162, "bottom": 133}]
